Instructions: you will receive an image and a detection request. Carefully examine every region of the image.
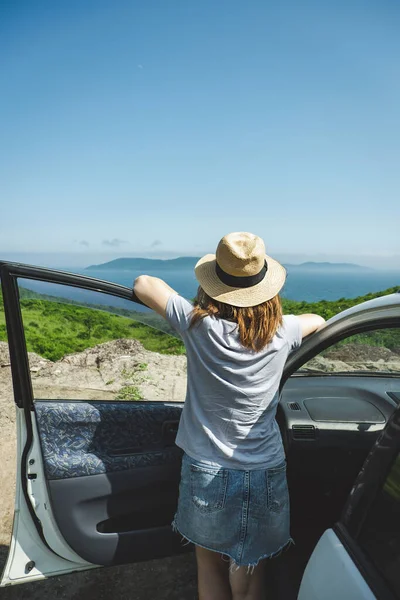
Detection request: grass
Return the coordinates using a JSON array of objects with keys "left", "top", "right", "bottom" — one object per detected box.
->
[
  {"left": 0, "top": 284, "right": 399, "bottom": 362},
  {"left": 121, "top": 365, "right": 150, "bottom": 388},
  {"left": 115, "top": 385, "right": 142, "bottom": 401},
  {"left": 0, "top": 293, "right": 185, "bottom": 361},
  {"left": 121, "top": 366, "right": 147, "bottom": 379}
]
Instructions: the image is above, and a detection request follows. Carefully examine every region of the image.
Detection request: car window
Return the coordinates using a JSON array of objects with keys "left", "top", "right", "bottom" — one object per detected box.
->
[
  {"left": 356, "top": 451, "right": 400, "bottom": 598},
  {"left": 15, "top": 279, "right": 187, "bottom": 402},
  {"left": 299, "top": 328, "right": 400, "bottom": 375}
]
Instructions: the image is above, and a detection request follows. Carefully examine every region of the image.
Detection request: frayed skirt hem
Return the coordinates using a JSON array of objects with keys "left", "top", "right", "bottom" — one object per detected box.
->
[{"left": 171, "top": 519, "right": 294, "bottom": 572}]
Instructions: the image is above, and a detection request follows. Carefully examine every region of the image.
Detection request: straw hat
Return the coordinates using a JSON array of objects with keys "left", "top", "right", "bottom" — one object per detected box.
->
[{"left": 195, "top": 232, "right": 286, "bottom": 307}]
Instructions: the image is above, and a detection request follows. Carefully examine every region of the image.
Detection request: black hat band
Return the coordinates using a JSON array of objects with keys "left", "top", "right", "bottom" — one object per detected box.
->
[{"left": 215, "top": 260, "right": 268, "bottom": 288}]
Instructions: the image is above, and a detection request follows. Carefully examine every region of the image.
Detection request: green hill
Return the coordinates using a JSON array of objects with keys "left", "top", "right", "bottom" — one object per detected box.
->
[
  {"left": 86, "top": 257, "right": 371, "bottom": 272},
  {"left": 0, "top": 288, "right": 184, "bottom": 361},
  {"left": 285, "top": 261, "right": 372, "bottom": 271},
  {"left": 281, "top": 286, "right": 399, "bottom": 320},
  {"left": 0, "top": 285, "right": 398, "bottom": 362}
]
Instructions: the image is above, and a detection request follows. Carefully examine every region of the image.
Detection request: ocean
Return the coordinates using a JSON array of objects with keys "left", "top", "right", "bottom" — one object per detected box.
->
[{"left": 18, "top": 265, "right": 400, "bottom": 314}]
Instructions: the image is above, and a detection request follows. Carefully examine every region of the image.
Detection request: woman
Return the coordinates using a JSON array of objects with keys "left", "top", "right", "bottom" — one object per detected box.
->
[{"left": 134, "top": 232, "right": 325, "bottom": 600}]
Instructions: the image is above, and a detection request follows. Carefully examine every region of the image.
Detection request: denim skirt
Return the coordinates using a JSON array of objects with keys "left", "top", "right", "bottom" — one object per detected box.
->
[{"left": 172, "top": 452, "right": 292, "bottom": 568}]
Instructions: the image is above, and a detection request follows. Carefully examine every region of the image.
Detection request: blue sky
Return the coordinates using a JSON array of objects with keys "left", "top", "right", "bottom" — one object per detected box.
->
[{"left": 1, "top": 0, "right": 399, "bottom": 268}]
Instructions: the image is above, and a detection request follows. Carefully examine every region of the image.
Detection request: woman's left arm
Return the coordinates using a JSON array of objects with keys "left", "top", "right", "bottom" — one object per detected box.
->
[{"left": 133, "top": 276, "right": 177, "bottom": 318}]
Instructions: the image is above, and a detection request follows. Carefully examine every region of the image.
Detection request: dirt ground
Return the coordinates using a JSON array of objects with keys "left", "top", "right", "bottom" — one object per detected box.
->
[{"left": 0, "top": 546, "right": 197, "bottom": 600}]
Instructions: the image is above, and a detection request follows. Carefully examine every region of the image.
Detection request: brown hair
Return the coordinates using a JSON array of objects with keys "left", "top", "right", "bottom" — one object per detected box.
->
[{"left": 190, "top": 287, "right": 283, "bottom": 352}]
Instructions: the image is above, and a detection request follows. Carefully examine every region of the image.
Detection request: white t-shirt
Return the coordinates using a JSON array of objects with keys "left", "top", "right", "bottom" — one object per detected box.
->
[{"left": 166, "top": 295, "right": 302, "bottom": 470}]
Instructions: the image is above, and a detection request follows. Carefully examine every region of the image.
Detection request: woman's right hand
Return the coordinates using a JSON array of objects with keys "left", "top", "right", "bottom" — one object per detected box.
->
[{"left": 297, "top": 314, "right": 326, "bottom": 339}]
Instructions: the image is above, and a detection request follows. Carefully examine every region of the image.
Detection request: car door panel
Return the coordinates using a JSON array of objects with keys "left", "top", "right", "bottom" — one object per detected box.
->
[
  {"left": 34, "top": 400, "right": 183, "bottom": 565},
  {"left": 279, "top": 299, "right": 400, "bottom": 516},
  {"left": 48, "top": 474, "right": 182, "bottom": 566},
  {"left": 278, "top": 375, "right": 397, "bottom": 532},
  {"left": 35, "top": 401, "right": 182, "bottom": 479}
]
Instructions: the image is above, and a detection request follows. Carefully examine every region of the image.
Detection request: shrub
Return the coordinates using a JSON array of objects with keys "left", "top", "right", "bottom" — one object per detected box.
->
[{"left": 115, "top": 386, "right": 142, "bottom": 401}]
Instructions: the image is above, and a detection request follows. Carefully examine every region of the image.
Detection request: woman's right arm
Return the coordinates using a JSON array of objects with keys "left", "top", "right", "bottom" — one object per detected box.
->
[{"left": 297, "top": 314, "right": 326, "bottom": 339}]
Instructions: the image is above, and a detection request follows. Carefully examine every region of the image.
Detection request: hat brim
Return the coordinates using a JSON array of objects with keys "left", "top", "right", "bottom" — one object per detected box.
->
[{"left": 195, "top": 254, "right": 287, "bottom": 307}]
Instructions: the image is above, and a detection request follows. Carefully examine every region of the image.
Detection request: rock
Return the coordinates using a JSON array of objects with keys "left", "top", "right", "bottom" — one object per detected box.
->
[
  {"left": 306, "top": 356, "right": 354, "bottom": 372},
  {"left": 0, "top": 339, "right": 187, "bottom": 403},
  {"left": 61, "top": 339, "right": 145, "bottom": 367},
  {"left": 324, "top": 343, "right": 399, "bottom": 363},
  {"left": 0, "top": 341, "right": 52, "bottom": 369},
  {"left": 0, "top": 342, "right": 10, "bottom": 365}
]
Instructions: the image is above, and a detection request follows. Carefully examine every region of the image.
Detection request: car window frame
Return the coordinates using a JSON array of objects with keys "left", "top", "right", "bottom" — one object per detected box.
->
[
  {"left": 281, "top": 312, "right": 400, "bottom": 391},
  {"left": 0, "top": 261, "right": 147, "bottom": 410},
  {"left": 296, "top": 324, "right": 400, "bottom": 378}
]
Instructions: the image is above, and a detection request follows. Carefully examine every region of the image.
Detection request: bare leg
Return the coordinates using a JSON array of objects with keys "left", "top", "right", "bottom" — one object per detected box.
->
[
  {"left": 229, "top": 559, "right": 267, "bottom": 600},
  {"left": 195, "top": 545, "right": 232, "bottom": 600}
]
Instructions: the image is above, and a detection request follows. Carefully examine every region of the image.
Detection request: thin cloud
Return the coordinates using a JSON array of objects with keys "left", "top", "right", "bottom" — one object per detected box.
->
[
  {"left": 137, "top": 64, "right": 143, "bottom": 69},
  {"left": 102, "top": 238, "right": 128, "bottom": 248},
  {"left": 79, "top": 240, "right": 89, "bottom": 247},
  {"left": 151, "top": 239, "right": 162, "bottom": 248}
]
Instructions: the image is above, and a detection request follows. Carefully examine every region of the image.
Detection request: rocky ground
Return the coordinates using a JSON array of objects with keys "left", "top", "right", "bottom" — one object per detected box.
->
[
  {"left": 0, "top": 339, "right": 399, "bottom": 598},
  {"left": 23, "top": 337, "right": 188, "bottom": 402},
  {"left": 307, "top": 342, "right": 400, "bottom": 373}
]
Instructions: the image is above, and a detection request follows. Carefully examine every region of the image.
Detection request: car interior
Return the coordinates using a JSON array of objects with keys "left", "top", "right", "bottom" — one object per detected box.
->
[
  {"left": 31, "top": 372, "right": 397, "bottom": 594},
  {"left": 275, "top": 375, "right": 398, "bottom": 595}
]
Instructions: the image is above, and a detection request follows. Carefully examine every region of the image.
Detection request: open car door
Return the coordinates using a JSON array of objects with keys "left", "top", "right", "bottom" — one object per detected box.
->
[
  {"left": 298, "top": 399, "right": 400, "bottom": 600},
  {"left": 0, "top": 262, "right": 186, "bottom": 586},
  {"left": 278, "top": 291, "right": 400, "bottom": 599}
]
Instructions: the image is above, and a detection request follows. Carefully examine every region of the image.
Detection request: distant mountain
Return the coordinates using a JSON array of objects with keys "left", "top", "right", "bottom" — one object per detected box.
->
[
  {"left": 285, "top": 261, "right": 373, "bottom": 271},
  {"left": 86, "top": 257, "right": 199, "bottom": 271},
  {"left": 86, "top": 257, "right": 372, "bottom": 272}
]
